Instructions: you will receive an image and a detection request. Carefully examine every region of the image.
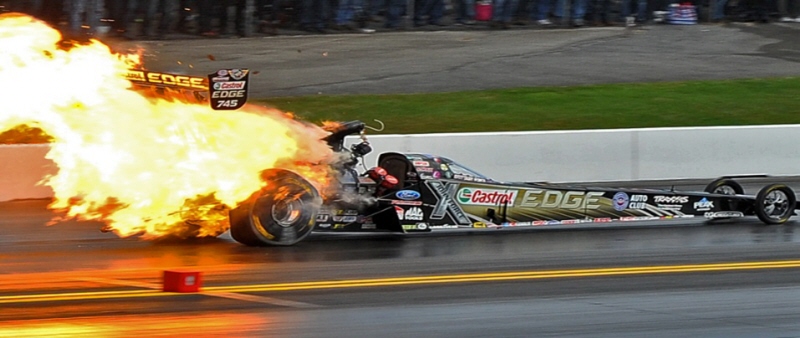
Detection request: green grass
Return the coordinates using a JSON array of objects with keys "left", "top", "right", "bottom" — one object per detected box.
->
[
  {"left": 257, "top": 77, "right": 800, "bottom": 134},
  {"left": 3, "top": 77, "right": 799, "bottom": 144}
]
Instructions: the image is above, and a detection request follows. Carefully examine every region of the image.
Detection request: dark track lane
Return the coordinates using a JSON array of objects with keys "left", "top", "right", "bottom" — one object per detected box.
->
[{"left": 1, "top": 183, "right": 800, "bottom": 336}]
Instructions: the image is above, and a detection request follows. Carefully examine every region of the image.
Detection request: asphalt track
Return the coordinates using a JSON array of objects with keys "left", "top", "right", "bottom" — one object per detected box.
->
[
  {"left": 4, "top": 23, "right": 800, "bottom": 336},
  {"left": 114, "top": 21, "right": 800, "bottom": 97}
]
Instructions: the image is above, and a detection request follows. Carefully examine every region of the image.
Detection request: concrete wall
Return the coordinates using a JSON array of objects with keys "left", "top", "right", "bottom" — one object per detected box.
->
[
  {"left": 2, "top": 124, "right": 798, "bottom": 201},
  {"left": 353, "top": 124, "right": 800, "bottom": 182}
]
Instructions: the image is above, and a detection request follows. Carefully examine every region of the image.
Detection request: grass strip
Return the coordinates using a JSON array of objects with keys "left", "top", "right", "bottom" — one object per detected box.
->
[{"left": 257, "top": 77, "right": 800, "bottom": 134}]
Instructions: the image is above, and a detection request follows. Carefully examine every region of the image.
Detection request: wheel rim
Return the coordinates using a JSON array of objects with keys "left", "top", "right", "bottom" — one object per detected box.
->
[
  {"left": 762, "top": 190, "right": 790, "bottom": 220},
  {"left": 713, "top": 185, "right": 737, "bottom": 195},
  {"left": 271, "top": 198, "right": 304, "bottom": 228}
]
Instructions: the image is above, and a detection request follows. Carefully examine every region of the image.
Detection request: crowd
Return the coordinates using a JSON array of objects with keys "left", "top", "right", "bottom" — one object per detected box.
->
[{"left": 4, "top": 0, "right": 799, "bottom": 39}]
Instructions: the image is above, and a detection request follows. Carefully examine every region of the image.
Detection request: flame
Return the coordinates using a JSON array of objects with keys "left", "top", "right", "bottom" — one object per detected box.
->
[{"left": 0, "top": 14, "right": 335, "bottom": 239}]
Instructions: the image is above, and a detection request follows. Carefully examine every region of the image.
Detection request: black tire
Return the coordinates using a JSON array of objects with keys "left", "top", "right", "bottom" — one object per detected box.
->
[
  {"left": 754, "top": 184, "right": 796, "bottom": 225},
  {"left": 704, "top": 178, "right": 744, "bottom": 195},
  {"left": 229, "top": 169, "right": 321, "bottom": 246}
]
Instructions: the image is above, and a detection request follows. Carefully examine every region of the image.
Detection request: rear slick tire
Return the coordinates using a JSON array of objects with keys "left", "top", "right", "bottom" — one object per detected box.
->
[
  {"left": 754, "top": 184, "right": 796, "bottom": 225},
  {"left": 229, "top": 169, "right": 321, "bottom": 246},
  {"left": 704, "top": 178, "right": 744, "bottom": 195}
]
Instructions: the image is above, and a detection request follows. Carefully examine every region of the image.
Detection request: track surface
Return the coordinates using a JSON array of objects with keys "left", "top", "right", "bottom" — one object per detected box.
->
[
  {"left": 3, "top": 177, "right": 800, "bottom": 336},
  {"left": 4, "top": 23, "right": 800, "bottom": 336}
]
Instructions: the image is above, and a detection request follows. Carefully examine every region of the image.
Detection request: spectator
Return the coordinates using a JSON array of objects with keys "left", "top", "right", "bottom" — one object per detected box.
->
[
  {"left": 455, "top": 0, "right": 477, "bottom": 25},
  {"left": 104, "top": 0, "right": 127, "bottom": 35},
  {"left": 367, "top": 0, "right": 385, "bottom": 21},
  {"left": 492, "top": 0, "right": 519, "bottom": 28},
  {"left": 589, "top": 0, "right": 614, "bottom": 25},
  {"left": 145, "top": 0, "right": 180, "bottom": 38},
  {"left": 300, "top": 0, "right": 330, "bottom": 32},
  {"left": 513, "top": 0, "right": 531, "bottom": 25},
  {"left": 66, "top": 0, "right": 105, "bottom": 36},
  {"left": 197, "top": 0, "right": 217, "bottom": 36},
  {"left": 778, "top": 0, "right": 799, "bottom": 21},
  {"left": 533, "top": 0, "right": 554, "bottom": 25},
  {"left": 554, "top": 0, "right": 587, "bottom": 26},
  {"left": 711, "top": 0, "right": 728, "bottom": 22},
  {"left": 620, "top": 0, "right": 647, "bottom": 24},
  {"left": 414, "top": 0, "right": 445, "bottom": 26},
  {"left": 10, "top": 0, "right": 44, "bottom": 17},
  {"left": 219, "top": 0, "right": 255, "bottom": 37},
  {"left": 383, "top": 0, "right": 405, "bottom": 28},
  {"left": 333, "top": 0, "right": 364, "bottom": 29}
]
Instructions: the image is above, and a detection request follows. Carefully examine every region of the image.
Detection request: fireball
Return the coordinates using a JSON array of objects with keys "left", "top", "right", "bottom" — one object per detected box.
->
[{"left": 0, "top": 14, "right": 334, "bottom": 238}]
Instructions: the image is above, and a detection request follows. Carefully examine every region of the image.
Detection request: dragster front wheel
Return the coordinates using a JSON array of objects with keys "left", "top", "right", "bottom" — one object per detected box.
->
[
  {"left": 754, "top": 184, "right": 796, "bottom": 225},
  {"left": 229, "top": 169, "right": 321, "bottom": 246}
]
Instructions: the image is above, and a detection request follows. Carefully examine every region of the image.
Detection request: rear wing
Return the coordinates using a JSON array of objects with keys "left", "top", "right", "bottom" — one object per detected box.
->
[{"left": 125, "top": 68, "right": 250, "bottom": 110}]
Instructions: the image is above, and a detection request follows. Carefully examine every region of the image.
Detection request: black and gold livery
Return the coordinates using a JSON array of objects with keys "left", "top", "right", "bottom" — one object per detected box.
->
[{"left": 227, "top": 120, "right": 800, "bottom": 246}]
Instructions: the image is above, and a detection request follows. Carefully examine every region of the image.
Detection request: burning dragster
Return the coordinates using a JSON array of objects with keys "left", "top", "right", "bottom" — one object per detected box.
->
[
  {"left": 126, "top": 68, "right": 797, "bottom": 246},
  {"left": 227, "top": 120, "right": 799, "bottom": 246}
]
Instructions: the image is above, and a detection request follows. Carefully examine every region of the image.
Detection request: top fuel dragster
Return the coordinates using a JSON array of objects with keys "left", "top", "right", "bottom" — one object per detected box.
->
[{"left": 132, "top": 68, "right": 799, "bottom": 246}]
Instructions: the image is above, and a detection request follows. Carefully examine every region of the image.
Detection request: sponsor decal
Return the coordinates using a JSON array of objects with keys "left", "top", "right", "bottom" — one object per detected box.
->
[
  {"left": 344, "top": 210, "right": 358, "bottom": 215},
  {"left": 416, "top": 223, "right": 428, "bottom": 230},
  {"left": 217, "top": 70, "right": 228, "bottom": 76},
  {"left": 333, "top": 224, "right": 347, "bottom": 229},
  {"left": 533, "top": 220, "right": 548, "bottom": 226},
  {"left": 660, "top": 215, "right": 673, "bottom": 219},
  {"left": 317, "top": 223, "right": 331, "bottom": 228},
  {"left": 628, "top": 195, "right": 648, "bottom": 209},
  {"left": 412, "top": 161, "right": 430, "bottom": 167},
  {"left": 213, "top": 81, "right": 246, "bottom": 90},
  {"left": 361, "top": 223, "right": 377, "bottom": 230},
  {"left": 704, "top": 211, "right": 744, "bottom": 219},
  {"left": 613, "top": 192, "right": 629, "bottom": 211},
  {"left": 402, "top": 224, "right": 417, "bottom": 230},
  {"left": 395, "top": 206, "right": 404, "bottom": 220},
  {"left": 545, "top": 220, "right": 560, "bottom": 225},
  {"left": 417, "top": 167, "right": 435, "bottom": 173},
  {"left": 211, "top": 76, "right": 230, "bottom": 82},
  {"left": 653, "top": 196, "right": 690, "bottom": 204},
  {"left": 331, "top": 215, "right": 357, "bottom": 223},
  {"left": 427, "top": 181, "right": 471, "bottom": 225},
  {"left": 430, "top": 225, "right": 459, "bottom": 229},
  {"left": 473, "top": 222, "right": 487, "bottom": 228},
  {"left": 432, "top": 171, "right": 442, "bottom": 179},
  {"left": 315, "top": 214, "right": 329, "bottom": 222},
  {"left": 440, "top": 164, "right": 449, "bottom": 171},
  {"left": 208, "top": 68, "right": 249, "bottom": 110},
  {"left": 228, "top": 68, "right": 249, "bottom": 80},
  {"left": 126, "top": 70, "right": 208, "bottom": 90},
  {"left": 396, "top": 190, "right": 421, "bottom": 200},
  {"left": 502, "top": 222, "right": 530, "bottom": 227},
  {"left": 561, "top": 219, "right": 579, "bottom": 225},
  {"left": 520, "top": 190, "right": 603, "bottom": 209},
  {"left": 404, "top": 207, "right": 424, "bottom": 221},
  {"left": 657, "top": 204, "right": 683, "bottom": 211},
  {"left": 593, "top": 217, "right": 613, "bottom": 223},
  {"left": 391, "top": 200, "right": 423, "bottom": 206},
  {"left": 457, "top": 188, "right": 518, "bottom": 206},
  {"left": 620, "top": 216, "right": 638, "bottom": 221},
  {"left": 694, "top": 197, "right": 714, "bottom": 211}
]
